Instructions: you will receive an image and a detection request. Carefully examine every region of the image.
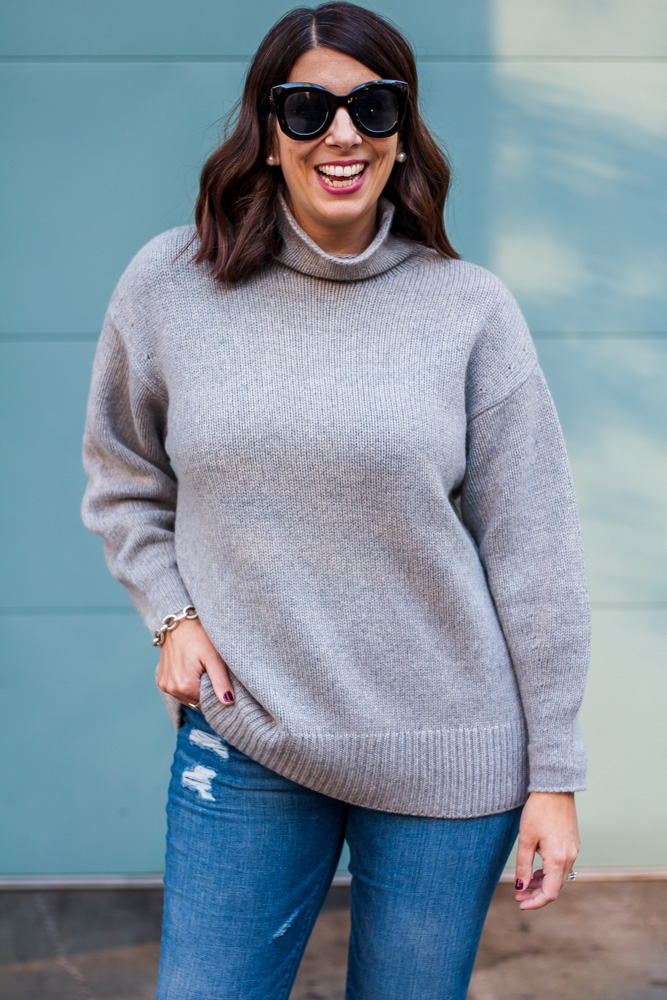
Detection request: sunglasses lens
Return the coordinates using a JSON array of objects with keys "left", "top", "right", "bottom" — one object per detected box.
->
[
  {"left": 356, "top": 86, "right": 400, "bottom": 133},
  {"left": 283, "top": 90, "right": 330, "bottom": 136}
]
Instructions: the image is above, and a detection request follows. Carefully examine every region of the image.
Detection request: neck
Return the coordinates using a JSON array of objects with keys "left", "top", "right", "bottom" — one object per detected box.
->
[
  {"left": 283, "top": 189, "right": 379, "bottom": 255},
  {"left": 274, "top": 183, "right": 417, "bottom": 282}
]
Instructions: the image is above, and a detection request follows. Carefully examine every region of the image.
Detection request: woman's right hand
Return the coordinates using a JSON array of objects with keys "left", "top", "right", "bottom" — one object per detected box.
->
[{"left": 155, "top": 615, "right": 235, "bottom": 710}]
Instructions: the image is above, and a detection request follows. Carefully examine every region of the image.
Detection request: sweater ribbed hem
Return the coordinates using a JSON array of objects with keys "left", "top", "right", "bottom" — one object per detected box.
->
[{"left": 158, "top": 668, "right": 530, "bottom": 819}]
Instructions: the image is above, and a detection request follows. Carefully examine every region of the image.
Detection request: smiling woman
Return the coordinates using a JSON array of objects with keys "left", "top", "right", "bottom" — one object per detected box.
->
[
  {"left": 174, "top": 1, "right": 461, "bottom": 279},
  {"left": 81, "top": 2, "right": 590, "bottom": 998}
]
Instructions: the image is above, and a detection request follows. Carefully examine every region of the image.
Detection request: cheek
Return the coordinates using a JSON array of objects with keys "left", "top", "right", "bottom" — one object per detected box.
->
[
  {"left": 372, "top": 149, "right": 396, "bottom": 182},
  {"left": 280, "top": 146, "right": 316, "bottom": 178},
  {"left": 372, "top": 143, "right": 396, "bottom": 170}
]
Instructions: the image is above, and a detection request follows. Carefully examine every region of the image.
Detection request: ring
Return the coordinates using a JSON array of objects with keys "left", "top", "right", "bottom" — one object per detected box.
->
[
  {"left": 187, "top": 701, "right": 200, "bottom": 709},
  {"left": 566, "top": 871, "right": 577, "bottom": 880}
]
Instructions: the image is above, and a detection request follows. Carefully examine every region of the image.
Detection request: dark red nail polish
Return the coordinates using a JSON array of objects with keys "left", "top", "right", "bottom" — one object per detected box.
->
[
  {"left": 515, "top": 878, "right": 523, "bottom": 890},
  {"left": 223, "top": 690, "right": 235, "bottom": 704}
]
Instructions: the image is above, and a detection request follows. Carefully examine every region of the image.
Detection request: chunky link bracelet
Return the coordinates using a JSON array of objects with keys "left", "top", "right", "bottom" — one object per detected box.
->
[{"left": 152, "top": 605, "right": 199, "bottom": 647}]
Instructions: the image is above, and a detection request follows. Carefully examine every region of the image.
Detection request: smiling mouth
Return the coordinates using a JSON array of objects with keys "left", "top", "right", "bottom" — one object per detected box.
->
[{"left": 315, "top": 163, "right": 367, "bottom": 188}]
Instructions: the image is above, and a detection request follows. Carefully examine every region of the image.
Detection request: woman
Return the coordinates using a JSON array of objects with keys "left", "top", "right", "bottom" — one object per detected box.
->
[{"left": 81, "top": 3, "right": 590, "bottom": 997}]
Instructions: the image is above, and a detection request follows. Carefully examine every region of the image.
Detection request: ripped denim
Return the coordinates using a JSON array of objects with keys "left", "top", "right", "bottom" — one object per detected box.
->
[{"left": 156, "top": 705, "right": 523, "bottom": 1000}]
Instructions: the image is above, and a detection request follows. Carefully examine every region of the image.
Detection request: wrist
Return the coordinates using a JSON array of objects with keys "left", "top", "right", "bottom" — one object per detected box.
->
[{"left": 529, "top": 790, "right": 575, "bottom": 797}]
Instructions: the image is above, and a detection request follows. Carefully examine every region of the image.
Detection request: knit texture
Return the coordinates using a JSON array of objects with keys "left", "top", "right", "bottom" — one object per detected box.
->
[{"left": 81, "top": 186, "right": 591, "bottom": 817}]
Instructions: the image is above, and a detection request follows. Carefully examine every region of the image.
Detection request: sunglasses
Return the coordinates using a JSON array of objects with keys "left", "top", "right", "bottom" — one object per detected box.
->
[{"left": 269, "top": 79, "right": 409, "bottom": 141}]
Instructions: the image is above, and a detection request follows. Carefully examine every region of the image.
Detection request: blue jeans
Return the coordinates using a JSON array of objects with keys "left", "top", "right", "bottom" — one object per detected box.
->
[{"left": 156, "top": 706, "right": 523, "bottom": 1000}]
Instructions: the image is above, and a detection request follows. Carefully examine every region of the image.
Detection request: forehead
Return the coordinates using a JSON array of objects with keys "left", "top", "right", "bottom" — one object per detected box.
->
[{"left": 286, "top": 47, "right": 379, "bottom": 94}]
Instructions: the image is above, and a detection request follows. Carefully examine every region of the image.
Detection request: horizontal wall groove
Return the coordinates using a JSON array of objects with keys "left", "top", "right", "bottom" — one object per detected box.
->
[
  {"left": 0, "top": 54, "right": 252, "bottom": 63},
  {"left": 0, "top": 333, "right": 101, "bottom": 342},
  {"left": 2, "top": 868, "right": 665, "bottom": 889},
  {"left": 417, "top": 55, "right": 667, "bottom": 63},
  {"left": 591, "top": 602, "right": 667, "bottom": 611},
  {"left": 0, "top": 606, "right": 137, "bottom": 616},
  {"left": 531, "top": 331, "right": 667, "bottom": 340},
  {"left": 1, "top": 54, "right": 665, "bottom": 64}
]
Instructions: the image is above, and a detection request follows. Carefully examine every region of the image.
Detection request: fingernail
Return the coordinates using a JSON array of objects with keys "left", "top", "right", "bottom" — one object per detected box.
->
[
  {"left": 515, "top": 878, "right": 524, "bottom": 890},
  {"left": 222, "top": 690, "right": 235, "bottom": 704}
]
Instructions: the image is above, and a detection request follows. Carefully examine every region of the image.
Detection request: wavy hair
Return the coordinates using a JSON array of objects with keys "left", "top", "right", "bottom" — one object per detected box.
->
[{"left": 176, "top": 1, "right": 461, "bottom": 283}]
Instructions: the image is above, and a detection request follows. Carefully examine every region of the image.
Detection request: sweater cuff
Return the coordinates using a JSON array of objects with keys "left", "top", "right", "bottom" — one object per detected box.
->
[
  {"left": 526, "top": 719, "right": 588, "bottom": 792},
  {"left": 124, "top": 572, "right": 196, "bottom": 638}
]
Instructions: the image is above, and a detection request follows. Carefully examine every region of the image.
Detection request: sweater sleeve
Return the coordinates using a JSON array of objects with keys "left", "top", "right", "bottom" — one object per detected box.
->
[
  {"left": 459, "top": 289, "right": 591, "bottom": 793},
  {"left": 80, "top": 296, "right": 193, "bottom": 636}
]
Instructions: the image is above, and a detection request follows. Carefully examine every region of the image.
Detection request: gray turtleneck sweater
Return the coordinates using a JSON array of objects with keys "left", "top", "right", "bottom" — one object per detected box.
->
[{"left": 81, "top": 188, "right": 591, "bottom": 818}]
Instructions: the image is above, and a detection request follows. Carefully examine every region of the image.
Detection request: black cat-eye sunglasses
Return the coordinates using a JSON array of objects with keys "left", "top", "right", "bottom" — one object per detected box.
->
[{"left": 268, "top": 80, "right": 409, "bottom": 140}]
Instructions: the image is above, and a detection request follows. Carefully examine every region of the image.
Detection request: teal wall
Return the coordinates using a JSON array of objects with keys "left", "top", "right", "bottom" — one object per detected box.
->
[{"left": 1, "top": 1, "right": 665, "bottom": 876}]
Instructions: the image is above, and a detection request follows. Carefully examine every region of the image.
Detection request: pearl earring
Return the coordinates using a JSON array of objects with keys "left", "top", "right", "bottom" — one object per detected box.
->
[
  {"left": 396, "top": 151, "right": 407, "bottom": 163},
  {"left": 266, "top": 154, "right": 276, "bottom": 166}
]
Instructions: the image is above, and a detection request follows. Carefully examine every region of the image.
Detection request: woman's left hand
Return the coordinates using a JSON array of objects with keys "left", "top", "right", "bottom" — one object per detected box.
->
[{"left": 513, "top": 791, "right": 581, "bottom": 909}]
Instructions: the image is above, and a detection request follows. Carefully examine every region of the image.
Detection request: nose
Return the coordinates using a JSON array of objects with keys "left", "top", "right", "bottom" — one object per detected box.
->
[{"left": 325, "top": 106, "right": 361, "bottom": 147}]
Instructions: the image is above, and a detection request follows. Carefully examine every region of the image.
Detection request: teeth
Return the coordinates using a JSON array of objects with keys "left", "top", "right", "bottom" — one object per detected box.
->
[
  {"left": 320, "top": 175, "right": 360, "bottom": 187},
  {"left": 317, "top": 163, "right": 365, "bottom": 177},
  {"left": 316, "top": 163, "right": 366, "bottom": 188}
]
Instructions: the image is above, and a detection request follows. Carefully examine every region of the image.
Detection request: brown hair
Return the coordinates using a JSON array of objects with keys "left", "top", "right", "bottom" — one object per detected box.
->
[{"left": 178, "top": 1, "right": 461, "bottom": 284}]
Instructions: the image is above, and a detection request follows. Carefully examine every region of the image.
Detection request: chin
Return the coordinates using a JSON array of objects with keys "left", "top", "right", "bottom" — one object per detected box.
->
[
  {"left": 312, "top": 185, "right": 374, "bottom": 210},
  {"left": 317, "top": 200, "right": 371, "bottom": 223}
]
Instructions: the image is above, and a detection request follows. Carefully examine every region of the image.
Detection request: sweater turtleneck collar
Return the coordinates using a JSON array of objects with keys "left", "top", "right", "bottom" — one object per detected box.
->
[{"left": 274, "top": 183, "right": 416, "bottom": 281}]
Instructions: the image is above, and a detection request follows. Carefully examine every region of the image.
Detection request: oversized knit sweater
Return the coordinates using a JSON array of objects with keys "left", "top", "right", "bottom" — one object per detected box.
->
[{"left": 80, "top": 187, "right": 591, "bottom": 818}]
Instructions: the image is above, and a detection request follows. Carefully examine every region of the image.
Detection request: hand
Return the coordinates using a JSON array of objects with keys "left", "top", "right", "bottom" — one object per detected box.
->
[
  {"left": 155, "top": 615, "right": 235, "bottom": 709},
  {"left": 514, "top": 791, "right": 580, "bottom": 910}
]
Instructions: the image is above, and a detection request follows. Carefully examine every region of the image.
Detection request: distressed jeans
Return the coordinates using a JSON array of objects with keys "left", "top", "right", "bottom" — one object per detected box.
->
[{"left": 155, "top": 705, "right": 523, "bottom": 1000}]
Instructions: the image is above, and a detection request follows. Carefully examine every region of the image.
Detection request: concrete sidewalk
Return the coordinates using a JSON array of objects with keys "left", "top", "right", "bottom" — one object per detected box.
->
[{"left": 1, "top": 880, "right": 665, "bottom": 999}]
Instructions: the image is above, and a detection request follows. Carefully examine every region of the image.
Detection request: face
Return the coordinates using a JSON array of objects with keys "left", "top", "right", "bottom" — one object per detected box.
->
[{"left": 268, "top": 47, "right": 404, "bottom": 238}]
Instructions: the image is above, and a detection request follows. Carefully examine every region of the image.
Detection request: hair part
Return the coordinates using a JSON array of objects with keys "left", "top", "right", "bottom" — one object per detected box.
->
[{"left": 175, "top": 1, "right": 461, "bottom": 284}]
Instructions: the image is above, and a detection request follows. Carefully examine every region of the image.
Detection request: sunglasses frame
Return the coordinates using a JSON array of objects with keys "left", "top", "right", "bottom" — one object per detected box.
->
[{"left": 269, "top": 79, "right": 409, "bottom": 141}]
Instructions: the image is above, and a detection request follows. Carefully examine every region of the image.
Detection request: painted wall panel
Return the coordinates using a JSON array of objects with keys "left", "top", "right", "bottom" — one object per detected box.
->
[
  {"left": 0, "top": 62, "right": 245, "bottom": 335},
  {"left": 1, "top": 0, "right": 664, "bottom": 58},
  {"left": 0, "top": 342, "right": 135, "bottom": 608},
  {"left": 0, "top": 611, "right": 345, "bottom": 875},
  {"left": 537, "top": 338, "right": 667, "bottom": 604},
  {"left": 504, "top": 609, "right": 667, "bottom": 871},
  {"left": 425, "top": 61, "right": 667, "bottom": 330},
  {"left": 1, "top": 61, "right": 664, "bottom": 335},
  {"left": 2, "top": 340, "right": 664, "bottom": 609},
  {"left": 2, "top": 607, "right": 664, "bottom": 873},
  {"left": 0, "top": 613, "right": 171, "bottom": 874},
  {"left": 574, "top": 609, "right": 667, "bottom": 868}
]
